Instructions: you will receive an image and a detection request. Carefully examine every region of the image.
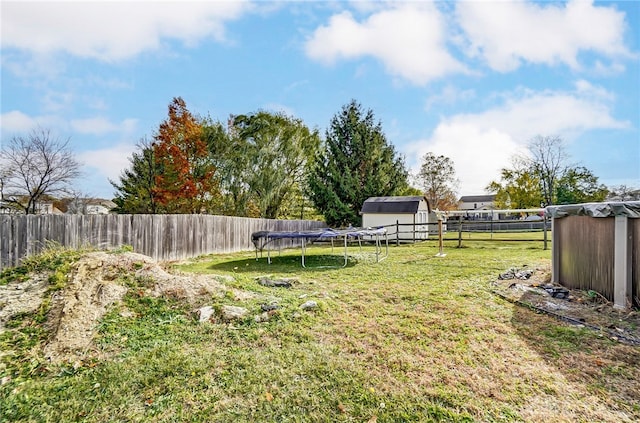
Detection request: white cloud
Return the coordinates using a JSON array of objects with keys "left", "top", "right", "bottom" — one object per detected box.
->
[
  {"left": 424, "top": 85, "right": 476, "bottom": 111},
  {"left": 77, "top": 143, "right": 138, "bottom": 183},
  {"left": 305, "top": 3, "right": 468, "bottom": 85},
  {"left": 1, "top": 1, "right": 251, "bottom": 62},
  {"left": 406, "top": 85, "right": 630, "bottom": 196},
  {"left": 456, "top": 0, "right": 632, "bottom": 72},
  {"left": 0, "top": 110, "right": 62, "bottom": 135},
  {"left": 0, "top": 110, "right": 38, "bottom": 133},
  {"left": 574, "top": 79, "right": 615, "bottom": 102},
  {"left": 70, "top": 117, "right": 138, "bottom": 136}
]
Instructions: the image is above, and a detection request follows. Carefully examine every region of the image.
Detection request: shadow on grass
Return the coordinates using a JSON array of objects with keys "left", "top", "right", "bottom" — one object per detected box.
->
[
  {"left": 206, "top": 254, "right": 358, "bottom": 274},
  {"left": 508, "top": 301, "right": 640, "bottom": 419}
]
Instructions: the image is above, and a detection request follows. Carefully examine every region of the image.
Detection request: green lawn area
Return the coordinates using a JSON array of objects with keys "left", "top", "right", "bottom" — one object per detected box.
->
[{"left": 1, "top": 237, "right": 638, "bottom": 422}]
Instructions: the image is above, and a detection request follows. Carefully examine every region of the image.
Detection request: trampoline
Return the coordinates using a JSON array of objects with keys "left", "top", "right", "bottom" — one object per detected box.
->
[{"left": 251, "top": 227, "right": 388, "bottom": 268}]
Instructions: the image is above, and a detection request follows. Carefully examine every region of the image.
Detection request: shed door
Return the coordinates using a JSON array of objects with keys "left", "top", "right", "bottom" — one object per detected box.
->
[{"left": 418, "top": 211, "right": 428, "bottom": 238}]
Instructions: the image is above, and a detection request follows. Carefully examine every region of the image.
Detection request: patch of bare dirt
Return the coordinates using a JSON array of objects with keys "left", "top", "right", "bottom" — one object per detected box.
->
[
  {"left": 0, "top": 251, "right": 236, "bottom": 364},
  {"left": 492, "top": 264, "right": 640, "bottom": 344},
  {"left": 0, "top": 273, "right": 50, "bottom": 329}
]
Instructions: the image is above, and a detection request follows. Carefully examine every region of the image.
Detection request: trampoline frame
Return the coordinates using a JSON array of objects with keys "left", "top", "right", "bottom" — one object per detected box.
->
[{"left": 251, "top": 227, "right": 388, "bottom": 268}]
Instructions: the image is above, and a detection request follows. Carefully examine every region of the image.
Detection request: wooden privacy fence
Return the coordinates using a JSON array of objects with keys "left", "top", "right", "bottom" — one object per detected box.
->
[{"left": 0, "top": 214, "right": 326, "bottom": 271}]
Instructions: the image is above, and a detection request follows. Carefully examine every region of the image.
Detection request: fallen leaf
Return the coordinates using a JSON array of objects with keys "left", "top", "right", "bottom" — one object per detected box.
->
[
  {"left": 337, "top": 403, "right": 346, "bottom": 413},
  {"left": 367, "top": 416, "right": 378, "bottom": 423},
  {"left": 265, "top": 391, "right": 273, "bottom": 402}
]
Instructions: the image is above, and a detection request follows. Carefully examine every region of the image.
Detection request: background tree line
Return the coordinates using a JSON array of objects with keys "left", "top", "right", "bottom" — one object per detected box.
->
[
  {"left": 2, "top": 99, "right": 633, "bottom": 222},
  {"left": 110, "top": 98, "right": 412, "bottom": 226},
  {"left": 486, "top": 135, "right": 611, "bottom": 208}
]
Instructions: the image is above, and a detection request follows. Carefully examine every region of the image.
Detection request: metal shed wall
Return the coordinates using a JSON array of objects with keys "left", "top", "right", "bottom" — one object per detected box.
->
[
  {"left": 548, "top": 201, "right": 640, "bottom": 308},
  {"left": 554, "top": 216, "right": 616, "bottom": 300}
]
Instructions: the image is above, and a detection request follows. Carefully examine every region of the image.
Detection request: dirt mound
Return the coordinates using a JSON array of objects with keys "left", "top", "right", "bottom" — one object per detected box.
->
[
  {"left": 1, "top": 251, "right": 231, "bottom": 364},
  {"left": 492, "top": 265, "right": 640, "bottom": 344},
  {"left": 0, "top": 273, "right": 50, "bottom": 330}
]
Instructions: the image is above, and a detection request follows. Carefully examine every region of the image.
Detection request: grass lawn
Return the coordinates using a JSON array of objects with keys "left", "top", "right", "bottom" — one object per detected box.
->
[{"left": 1, "top": 236, "right": 638, "bottom": 422}]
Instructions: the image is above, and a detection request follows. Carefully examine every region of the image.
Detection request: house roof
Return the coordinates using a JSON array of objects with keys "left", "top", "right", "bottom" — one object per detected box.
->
[
  {"left": 459, "top": 195, "right": 496, "bottom": 203},
  {"left": 360, "top": 196, "right": 430, "bottom": 214}
]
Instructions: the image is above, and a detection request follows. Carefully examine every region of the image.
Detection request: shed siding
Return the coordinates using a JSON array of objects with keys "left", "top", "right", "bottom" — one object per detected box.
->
[
  {"left": 362, "top": 213, "right": 429, "bottom": 240},
  {"left": 556, "top": 215, "right": 616, "bottom": 300}
]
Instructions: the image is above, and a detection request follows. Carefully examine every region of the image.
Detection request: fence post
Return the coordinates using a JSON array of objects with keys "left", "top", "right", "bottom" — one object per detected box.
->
[
  {"left": 490, "top": 211, "right": 494, "bottom": 239},
  {"left": 413, "top": 219, "right": 416, "bottom": 244},
  {"left": 457, "top": 219, "right": 462, "bottom": 248},
  {"left": 435, "top": 218, "right": 446, "bottom": 257},
  {"left": 613, "top": 215, "right": 632, "bottom": 310},
  {"left": 396, "top": 220, "right": 399, "bottom": 246},
  {"left": 543, "top": 215, "right": 548, "bottom": 250}
]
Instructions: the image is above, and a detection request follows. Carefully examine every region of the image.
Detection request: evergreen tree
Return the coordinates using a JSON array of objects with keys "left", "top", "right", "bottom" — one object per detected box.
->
[
  {"left": 110, "top": 138, "right": 160, "bottom": 214},
  {"left": 308, "top": 100, "right": 408, "bottom": 226}
]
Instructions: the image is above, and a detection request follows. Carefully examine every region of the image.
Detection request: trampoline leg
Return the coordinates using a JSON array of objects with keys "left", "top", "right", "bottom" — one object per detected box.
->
[
  {"left": 301, "top": 238, "right": 306, "bottom": 268},
  {"left": 343, "top": 236, "right": 348, "bottom": 267}
]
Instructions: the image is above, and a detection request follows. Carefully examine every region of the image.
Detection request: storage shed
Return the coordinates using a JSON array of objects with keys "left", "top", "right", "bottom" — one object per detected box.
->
[
  {"left": 361, "top": 196, "right": 432, "bottom": 240},
  {"left": 546, "top": 201, "right": 640, "bottom": 309}
]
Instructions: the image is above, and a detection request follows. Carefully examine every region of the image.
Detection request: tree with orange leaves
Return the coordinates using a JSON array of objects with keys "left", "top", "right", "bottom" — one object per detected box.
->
[{"left": 152, "top": 97, "right": 221, "bottom": 213}]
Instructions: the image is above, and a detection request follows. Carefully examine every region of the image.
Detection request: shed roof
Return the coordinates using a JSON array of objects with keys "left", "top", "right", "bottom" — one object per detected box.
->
[
  {"left": 459, "top": 194, "right": 496, "bottom": 203},
  {"left": 361, "top": 196, "right": 430, "bottom": 214}
]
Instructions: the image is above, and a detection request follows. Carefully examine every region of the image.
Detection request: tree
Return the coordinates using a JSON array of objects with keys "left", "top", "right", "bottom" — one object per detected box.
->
[
  {"left": 110, "top": 138, "right": 161, "bottom": 214},
  {"left": 0, "top": 128, "right": 81, "bottom": 214},
  {"left": 555, "top": 166, "right": 608, "bottom": 204},
  {"left": 230, "top": 111, "right": 320, "bottom": 219},
  {"left": 488, "top": 137, "right": 609, "bottom": 208},
  {"left": 307, "top": 100, "right": 409, "bottom": 227},
  {"left": 485, "top": 158, "right": 544, "bottom": 209},
  {"left": 527, "top": 135, "right": 569, "bottom": 206},
  {"left": 152, "top": 97, "right": 221, "bottom": 214},
  {"left": 416, "top": 152, "right": 459, "bottom": 210},
  {"left": 200, "top": 118, "right": 251, "bottom": 216}
]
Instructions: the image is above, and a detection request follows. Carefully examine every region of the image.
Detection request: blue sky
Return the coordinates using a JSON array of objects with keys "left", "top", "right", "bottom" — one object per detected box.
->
[{"left": 1, "top": 0, "right": 638, "bottom": 200}]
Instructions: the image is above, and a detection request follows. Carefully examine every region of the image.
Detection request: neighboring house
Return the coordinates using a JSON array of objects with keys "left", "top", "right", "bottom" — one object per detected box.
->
[
  {"left": 361, "top": 196, "right": 433, "bottom": 240},
  {"left": 36, "top": 201, "right": 64, "bottom": 215},
  {"left": 0, "top": 197, "right": 117, "bottom": 215},
  {"left": 85, "top": 199, "right": 117, "bottom": 215},
  {"left": 0, "top": 197, "right": 63, "bottom": 215},
  {"left": 63, "top": 198, "right": 118, "bottom": 214},
  {"left": 0, "top": 199, "right": 17, "bottom": 214},
  {"left": 607, "top": 189, "right": 640, "bottom": 201},
  {"left": 458, "top": 194, "right": 497, "bottom": 211}
]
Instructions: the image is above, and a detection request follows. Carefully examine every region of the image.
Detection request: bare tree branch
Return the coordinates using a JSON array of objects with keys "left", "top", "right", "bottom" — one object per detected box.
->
[{"left": 0, "top": 128, "right": 82, "bottom": 214}]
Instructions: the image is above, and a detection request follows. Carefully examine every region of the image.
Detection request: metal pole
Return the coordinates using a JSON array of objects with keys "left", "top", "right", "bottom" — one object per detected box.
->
[
  {"left": 458, "top": 219, "right": 462, "bottom": 248},
  {"left": 490, "top": 210, "right": 494, "bottom": 239},
  {"left": 543, "top": 215, "right": 548, "bottom": 250},
  {"left": 435, "top": 218, "right": 446, "bottom": 257},
  {"left": 396, "top": 220, "right": 399, "bottom": 246}
]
